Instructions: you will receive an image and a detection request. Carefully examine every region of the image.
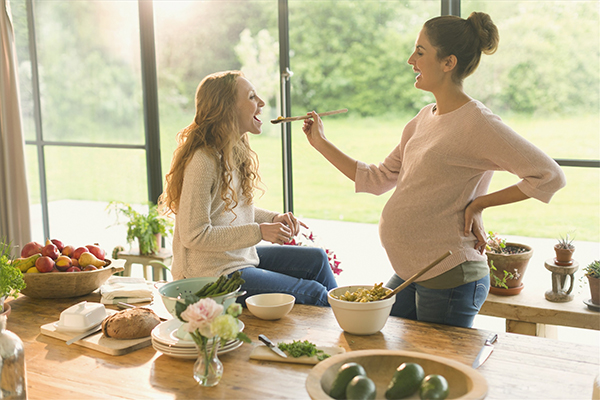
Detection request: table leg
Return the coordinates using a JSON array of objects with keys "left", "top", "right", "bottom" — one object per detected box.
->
[
  {"left": 505, "top": 320, "right": 558, "bottom": 338},
  {"left": 122, "top": 261, "right": 133, "bottom": 277}
]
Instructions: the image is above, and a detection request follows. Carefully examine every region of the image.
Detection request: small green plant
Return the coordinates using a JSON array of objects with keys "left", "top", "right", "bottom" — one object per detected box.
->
[
  {"left": 489, "top": 261, "right": 521, "bottom": 289},
  {"left": 108, "top": 202, "right": 174, "bottom": 255},
  {"left": 584, "top": 260, "right": 600, "bottom": 279},
  {"left": 486, "top": 232, "right": 507, "bottom": 254},
  {"left": 556, "top": 232, "right": 575, "bottom": 250},
  {"left": 0, "top": 240, "right": 26, "bottom": 300}
]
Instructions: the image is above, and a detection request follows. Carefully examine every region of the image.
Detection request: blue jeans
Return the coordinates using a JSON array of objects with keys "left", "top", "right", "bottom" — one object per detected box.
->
[
  {"left": 385, "top": 274, "right": 490, "bottom": 328},
  {"left": 233, "top": 245, "right": 338, "bottom": 307}
]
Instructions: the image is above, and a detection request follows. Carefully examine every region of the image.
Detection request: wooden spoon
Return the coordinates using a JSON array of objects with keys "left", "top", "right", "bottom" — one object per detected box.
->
[{"left": 381, "top": 250, "right": 452, "bottom": 300}]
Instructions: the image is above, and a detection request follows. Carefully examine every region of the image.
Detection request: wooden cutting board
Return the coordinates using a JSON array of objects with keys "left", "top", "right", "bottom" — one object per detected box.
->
[
  {"left": 40, "top": 322, "right": 152, "bottom": 356},
  {"left": 249, "top": 345, "right": 345, "bottom": 365}
]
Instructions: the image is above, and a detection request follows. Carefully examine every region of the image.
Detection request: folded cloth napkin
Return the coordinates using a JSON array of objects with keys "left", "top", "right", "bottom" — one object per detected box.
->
[{"left": 100, "top": 276, "right": 153, "bottom": 304}]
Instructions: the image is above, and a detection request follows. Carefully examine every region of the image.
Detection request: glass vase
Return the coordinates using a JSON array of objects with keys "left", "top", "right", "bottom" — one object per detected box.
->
[{"left": 193, "top": 336, "right": 223, "bottom": 387}]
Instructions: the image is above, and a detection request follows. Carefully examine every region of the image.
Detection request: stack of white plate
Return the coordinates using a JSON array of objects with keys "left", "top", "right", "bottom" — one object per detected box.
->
[{"left": 151, "top": 318, "right": 244, "bottom": 359}]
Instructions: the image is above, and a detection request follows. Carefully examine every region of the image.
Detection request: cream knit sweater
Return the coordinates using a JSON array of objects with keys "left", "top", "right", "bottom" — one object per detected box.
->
[
  {"left": 355, "top": 100, "right": 566, "bottom": 281},
  {"left": 171, "top": 148, "right": 278, "bottom": 280}
]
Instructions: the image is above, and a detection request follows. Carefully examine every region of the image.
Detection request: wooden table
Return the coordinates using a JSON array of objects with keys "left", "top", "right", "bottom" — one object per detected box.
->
[
  {"left": 480, "top": 256, "right": 600, "bottom": 337},
  {"left": 6, "top": 294, "right": 599, "bottom": 400}
]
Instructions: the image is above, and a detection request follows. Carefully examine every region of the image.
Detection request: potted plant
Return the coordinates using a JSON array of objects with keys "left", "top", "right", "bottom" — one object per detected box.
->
[
  {"left": 486, "top": 231, "right": 533, "bottom": 296},
  {"left": 0, "top": 240, "right": 26, "bottom": 315},
  {"left": 554, "top": 233, "right": 575, "bottom": 266},
  {"left": 583, "top": 260, "right": 600, "bottom": 307},
  {"left": 108, "top": 202, "right": 174, "bottom": 255}
]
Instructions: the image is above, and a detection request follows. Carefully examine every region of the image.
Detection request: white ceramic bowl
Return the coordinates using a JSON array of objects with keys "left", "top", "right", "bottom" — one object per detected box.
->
[
  {"left": 245, "top": 293, "right": 295, "bottom": 320},
  {"left": 327, "top": 285, "right": 396, "bottom": 335}
]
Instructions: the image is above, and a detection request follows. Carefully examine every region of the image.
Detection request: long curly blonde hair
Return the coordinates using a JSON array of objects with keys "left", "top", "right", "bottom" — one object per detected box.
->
[{"left": 159, "top": 71, "right": 262, "bottom": 216}]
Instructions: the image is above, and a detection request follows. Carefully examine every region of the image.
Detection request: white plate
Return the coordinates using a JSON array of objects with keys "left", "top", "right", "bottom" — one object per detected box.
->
[
  {"left": 151, "top": 318, "right": 245, "bottom": 348},
  {"left": 152, "top": 339, "right": 243, "bottom": 359}
]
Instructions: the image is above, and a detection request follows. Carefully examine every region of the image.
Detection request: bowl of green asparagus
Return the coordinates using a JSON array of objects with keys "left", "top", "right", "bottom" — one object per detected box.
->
[{"left": 157, "top": 271, "right": 245, "bottom": 318}]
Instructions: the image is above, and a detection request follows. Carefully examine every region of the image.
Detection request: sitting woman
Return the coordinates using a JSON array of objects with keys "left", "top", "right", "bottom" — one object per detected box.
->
[{"left": 159, "top": 70, "right": 337, "bottom": 306}]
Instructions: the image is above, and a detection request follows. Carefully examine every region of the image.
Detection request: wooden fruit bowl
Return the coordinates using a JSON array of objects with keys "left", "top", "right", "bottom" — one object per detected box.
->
[
  {"left": 21, "top": 260, "right": 124, "bottom": 299},
  {"left": 306, "top": 349, "right": 487, "bottom": 400}
]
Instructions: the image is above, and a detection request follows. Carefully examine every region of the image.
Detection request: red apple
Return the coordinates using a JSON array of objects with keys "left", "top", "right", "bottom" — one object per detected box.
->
[
  {"left": 82, "top": 265, "right": 98, "bottom": 271},
  {"left": 72, "top": 247, "right": 89, "bottom": 260},
  {"left": 35, "top": 256, "right": 55, "bottom": 273},
  {"left": 65, "top": 266, "right": 81, "bottom": 272},
  {"left": 21, "top": 241, "right": 43, "bottom": 258},
  {"left": 41, "top": 243, "right": 60, "bottom": 260},
  {"left": 62, "top": 245, "right": 75, "bottom": 257},
  {"left": 85, "top": 244, "right": 106, "bottom": 260},
  {"left": 50, "top": 239, "right": 65, "bottom": 252}
]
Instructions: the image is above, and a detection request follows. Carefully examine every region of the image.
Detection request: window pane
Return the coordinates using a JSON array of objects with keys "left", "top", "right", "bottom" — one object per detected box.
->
[
  {"left": 153, "top": 1, "right": 283, "bottom": 212},
  {"left": 462, "top": 1, "right": 600, "bottom": 160},
  {"left": 43, "top": 147, "right": 148, "bottom": 252},
  {"left": 32, "top": 1, "right": 144, "bottom": 145},
  {"left": 289, "top": 0, "right": 439, "bottom": 222}
]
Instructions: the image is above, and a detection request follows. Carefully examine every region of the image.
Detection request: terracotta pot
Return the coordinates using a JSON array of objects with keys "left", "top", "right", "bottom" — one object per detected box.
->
[
  {"left": 487, "top": 242, "right": 533, "bottom": 289},
  {"left": 554, "top": 244, "right": 575, "bottom": 265},
  {"left": 489, "top": 283, "right": 524, "bottom": 296},
  {"left": 588, "top": 275, "right": 600, "bottom": 305}
]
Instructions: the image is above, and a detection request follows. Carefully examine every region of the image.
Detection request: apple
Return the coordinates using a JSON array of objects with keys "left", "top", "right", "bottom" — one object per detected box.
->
[
  {"left": 21, "top": 241, "right": 43, "bottom": 258},
  {"left": 41, "top": 243, "right": 60, "bottom": 260},
  {"left": 82, "top": 265, "right": 98, "bottom": 271},
  {"left": 65, "top": 266, "right": 81, "bottom": 272},
  {"left": 71, "top": 259, "right": 80, "bottom": 268},
  {"left": 55, "top": 255, "right": 73, "bottom": 272},
  {"left": 72, "top": 247, "right": 89, "bottom": 260},
  {"left": 35, "top": 256, "right": 55, "bottom": 273},
  {"left": 50, "top": 239, "right": 65, "bottom": 252},
  {"left": 62, "top": 245, "right": 75, "bottom": 257},
  {"left": 85, "top": 244, "right": 106, "bottom": 261}
]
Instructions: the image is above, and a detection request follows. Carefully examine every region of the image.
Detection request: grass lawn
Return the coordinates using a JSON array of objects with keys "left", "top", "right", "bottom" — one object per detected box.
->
[
  {"left": 27, "top": 114, "right": 599, "bottom": 242},
  {"left": 250, "top": 114, "right": 600, "bottom": 242}
]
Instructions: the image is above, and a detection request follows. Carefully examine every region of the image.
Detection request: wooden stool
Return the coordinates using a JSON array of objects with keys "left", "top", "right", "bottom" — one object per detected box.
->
[{"left": 116, "top": 249, "right": 173, "bottom": 281}]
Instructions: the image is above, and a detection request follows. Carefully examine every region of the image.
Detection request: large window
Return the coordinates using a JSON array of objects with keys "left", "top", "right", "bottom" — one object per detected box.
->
[
  {"left": 11, "top": 0, "right": 147, "bottom": 251},
  {"left": 8, "top": 0, "right": 599, "bottom": 254}
]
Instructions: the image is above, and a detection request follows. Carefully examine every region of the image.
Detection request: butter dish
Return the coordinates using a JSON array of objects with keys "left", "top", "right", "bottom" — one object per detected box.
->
[{"left": 55, "top": 301, "right": 107, "bottom": 332}]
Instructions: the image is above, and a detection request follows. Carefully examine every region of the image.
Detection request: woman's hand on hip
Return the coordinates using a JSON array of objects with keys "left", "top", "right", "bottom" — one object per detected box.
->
[
  {"left": 260, "top": 222, "right": 293, "bottom": 245},
  {"left": 464, "top": 200, "right": 486, "bottom": 255}
]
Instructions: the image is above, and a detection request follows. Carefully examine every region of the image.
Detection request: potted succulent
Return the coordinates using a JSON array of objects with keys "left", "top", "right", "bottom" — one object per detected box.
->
[
  {"left": 486, "top": 231, "right": 533, "bottom": 296},
  {"left": 583, "top": 260, "right": 600, "bottom": 307},
  {"left": 0, "top": 240, "right": 26, "bottom": 315},
  {"left": 108, "top": 202, "right": 174, "bottom": 255},
  {"left": 554, "top": 233, "right": 575, "bottom": 266}
]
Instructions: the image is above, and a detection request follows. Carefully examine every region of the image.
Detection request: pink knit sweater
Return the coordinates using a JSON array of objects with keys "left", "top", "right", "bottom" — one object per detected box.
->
[{"left": 355, "top": 100, "right": 566, "bottom": 281}]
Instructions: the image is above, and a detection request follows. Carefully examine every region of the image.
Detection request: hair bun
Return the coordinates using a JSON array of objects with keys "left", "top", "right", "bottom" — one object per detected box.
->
[{"left": 467, "top": 11, "right": 499, "bottom": 55}]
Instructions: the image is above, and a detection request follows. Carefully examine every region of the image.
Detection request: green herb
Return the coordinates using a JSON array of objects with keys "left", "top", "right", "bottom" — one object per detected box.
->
[
  {"left": 0, "top": 240, "right": 26, "bottom": 299},
  {"left": 277, "top": 340, "right": 330, "bottom": 361}
]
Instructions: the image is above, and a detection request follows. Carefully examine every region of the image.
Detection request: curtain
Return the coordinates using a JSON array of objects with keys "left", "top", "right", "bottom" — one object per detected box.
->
[{"left": 0, "top": 0, "right": 31, "bottom": 256}]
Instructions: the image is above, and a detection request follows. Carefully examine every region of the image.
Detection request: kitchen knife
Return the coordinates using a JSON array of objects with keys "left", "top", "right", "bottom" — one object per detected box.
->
[
  {"left": 258, "top": 334, "right": 287, "bottom": 358},
  {"left": 66, "top": 324, "right": 103, "bottom": 345},
  {"left": 472, "top": 332, "right": 498, "bottom": 368}
]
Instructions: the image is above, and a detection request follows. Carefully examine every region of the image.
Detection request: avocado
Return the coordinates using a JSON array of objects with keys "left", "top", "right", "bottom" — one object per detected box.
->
[
  {"left": 329, "top": 362, "right": 367, "bottom": 400},
  {"left": 346, "top": 375, "right": 377, "bottom": 400},
  {"left": 384, "top": 362, "right": 425, "bottom": 399},
  {"left": 419, "top": 374, "right": 449, "bottom": 400}
]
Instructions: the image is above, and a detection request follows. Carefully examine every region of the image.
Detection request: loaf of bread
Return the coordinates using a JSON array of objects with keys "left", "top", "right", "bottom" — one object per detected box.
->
[{"left": 102, "top": 308, "right": 161, "bottom": 339}]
